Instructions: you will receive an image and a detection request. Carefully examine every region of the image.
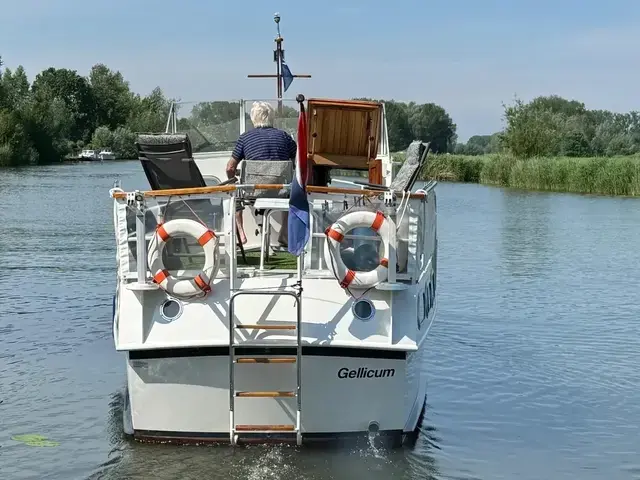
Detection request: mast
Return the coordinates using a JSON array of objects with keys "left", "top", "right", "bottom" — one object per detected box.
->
[{"left": 247, "top": 13, "right": 311, "bottom": 113}]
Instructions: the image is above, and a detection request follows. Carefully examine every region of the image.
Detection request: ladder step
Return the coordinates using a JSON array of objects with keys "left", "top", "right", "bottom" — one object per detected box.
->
[
  {"left": 235, "top": 357, "right": 296, "bottom": 364},
  {"left": 235, "top": 391, "right": 296, "bottom": 398},
  {"left": 235, "top": 424, "right": 295, "bottom": 432},
  {"left": 235, "top": 324, "right": 296, "bottom": 330}
]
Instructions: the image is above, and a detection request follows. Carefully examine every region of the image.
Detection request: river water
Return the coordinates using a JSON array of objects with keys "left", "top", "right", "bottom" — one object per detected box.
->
[{"left": 1, "top": 160, "right": 639, "bottom": 479}]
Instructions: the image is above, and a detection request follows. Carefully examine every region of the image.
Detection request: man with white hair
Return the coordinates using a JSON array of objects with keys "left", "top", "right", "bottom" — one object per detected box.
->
[{"left": 226, "top": 101, "right": 297, "bottom": 245}]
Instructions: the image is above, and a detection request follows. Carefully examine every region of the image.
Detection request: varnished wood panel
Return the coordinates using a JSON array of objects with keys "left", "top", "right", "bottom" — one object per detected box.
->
[
  {"left": 368, "top": 159, "right": 383, "bottom": 184},
  {"left": 311, "top": 153, "right": 369, "bottom": 169},
  {"left": 306, "top": 98, "right": 382, "bottom": 171}
]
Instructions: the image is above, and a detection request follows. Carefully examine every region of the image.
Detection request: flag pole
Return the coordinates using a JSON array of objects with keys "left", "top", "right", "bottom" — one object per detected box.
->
[
  {"left": 295, "top": 93, "right": 306, "bottom": 286},
  {"left": 246, "top": 14, "right": 311, "bottom": 112},
  {"left": 274, "top": 13, "right": 283, "bottom": 114}
]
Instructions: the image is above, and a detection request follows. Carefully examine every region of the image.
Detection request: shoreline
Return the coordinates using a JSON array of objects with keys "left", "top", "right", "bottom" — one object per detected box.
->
[
  {"left": 6, "top": 154, "right": 640, "bottom": 198},
  {"left": 391, "top": 152, "right": 640, "bottom": 198}
]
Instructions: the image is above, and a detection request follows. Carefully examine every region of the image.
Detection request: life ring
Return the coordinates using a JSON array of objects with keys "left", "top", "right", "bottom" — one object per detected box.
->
[
  {"left": 147, "top": 219, "right": 220, "bottom": 297},
  {"left": 324, "top": 210, "right": 396, "bottom": 289}
]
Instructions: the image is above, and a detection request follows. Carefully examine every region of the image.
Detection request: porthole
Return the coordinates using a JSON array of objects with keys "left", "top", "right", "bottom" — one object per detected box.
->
[
  {"left": 352, "top": 298, "right": 376, "bottom": 322},
  {"left": 160, "top": 298, "right": 183, "bottom": 322}
]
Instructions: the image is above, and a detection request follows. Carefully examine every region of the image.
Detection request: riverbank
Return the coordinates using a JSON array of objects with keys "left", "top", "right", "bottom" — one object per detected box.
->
[{"left": 395, "top": 152, "right": 640, "bottom": 197}]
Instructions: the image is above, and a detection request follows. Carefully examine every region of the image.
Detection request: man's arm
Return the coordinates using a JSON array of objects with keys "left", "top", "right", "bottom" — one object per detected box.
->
[
  {"left": 288, "top": 135, "right": 297, "bottom": 160},
  {"left": 226, "top": 157, "right": 239, "bottom": 179},
  {"left": 227, "top": 136, "right": 245, "bottom": 178}
]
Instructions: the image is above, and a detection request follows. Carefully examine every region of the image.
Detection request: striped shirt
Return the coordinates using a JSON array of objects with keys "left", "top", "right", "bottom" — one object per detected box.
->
[{"left": 231, "top": 126, "right": 297, "bottom": 161}]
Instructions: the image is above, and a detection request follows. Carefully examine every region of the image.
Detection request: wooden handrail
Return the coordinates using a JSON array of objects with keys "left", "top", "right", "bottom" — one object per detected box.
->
[
  {"left": 111, "top": 184, "right": 238, "bottom": 199},
  {"left": 111, "top": 183, "right": 427, "bottom": 199}
]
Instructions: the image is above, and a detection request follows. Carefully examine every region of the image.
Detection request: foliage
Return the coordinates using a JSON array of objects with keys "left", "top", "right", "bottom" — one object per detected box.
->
[
  {"left": 0, "top": 58, "right": 173, "bottom": 165},
  {"left": 89, "top": 64, "right": 134, "bottom": 130},
  {"left": 354, "top": 97, "right": 457, "bottom": 153},
  {"left": 454, "top": 133, "right": 501, "bottom": 155},
  {"left": 177, "top": 101, "right": 300, "bottom": 153},
  {"left": 3, "top": 50, "right": 640, "bottom": 181},
  {"left": 411, "top": 152, "right": 640, "bottom": 196},
  {"left": 455, "top": 94, "right": 640, "bottom": 159}
]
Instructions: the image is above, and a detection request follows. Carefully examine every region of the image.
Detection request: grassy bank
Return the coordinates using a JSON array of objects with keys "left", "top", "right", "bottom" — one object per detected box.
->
[{"left": 392, "top": 152, "right": 640, "bottom": 196}]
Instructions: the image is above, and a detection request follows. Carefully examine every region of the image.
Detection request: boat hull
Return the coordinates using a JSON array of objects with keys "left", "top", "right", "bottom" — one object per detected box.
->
[{"left": 121, "top": 345, "right": 427, "bottom": 446}]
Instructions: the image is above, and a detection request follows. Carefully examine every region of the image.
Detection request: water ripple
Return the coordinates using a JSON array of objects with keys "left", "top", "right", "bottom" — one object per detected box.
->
[{"left": 1, "top": 165, "right": 639, "bottom": 479}]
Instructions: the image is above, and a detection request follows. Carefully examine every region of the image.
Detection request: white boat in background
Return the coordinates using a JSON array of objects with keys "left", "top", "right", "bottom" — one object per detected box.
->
[
  {"left": 98, "top": 149, "right": 116, "bottom": 160},
  {"left": 79, "top": 149, "right": 97, "bottom": 160},
  {"left": 108, "top": 17, "right": 438, "bottom": 447}
]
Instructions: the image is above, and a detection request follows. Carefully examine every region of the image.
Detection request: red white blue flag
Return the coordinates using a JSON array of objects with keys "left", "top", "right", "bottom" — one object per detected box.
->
[{"left": 287, "top": 102, "right": 310, "bottom": 256}]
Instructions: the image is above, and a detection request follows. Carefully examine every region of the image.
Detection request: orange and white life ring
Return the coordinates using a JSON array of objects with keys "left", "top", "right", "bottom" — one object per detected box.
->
[
  {"left": 324, "top": 210, "right": 396, "bottom": 289},
  {"left": 147, "top": 219, "right": 220, "bottom": 297}
]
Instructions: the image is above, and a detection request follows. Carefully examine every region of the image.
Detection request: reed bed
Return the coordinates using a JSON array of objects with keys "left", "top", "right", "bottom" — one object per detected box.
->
[{"left": 393, "top": 152, "right": 640, "bottom": 196}]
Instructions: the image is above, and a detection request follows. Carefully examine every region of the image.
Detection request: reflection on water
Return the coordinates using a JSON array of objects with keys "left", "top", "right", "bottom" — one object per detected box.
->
[
  {"left": 1, "top": 161, "right": 640, "bottom": 479},
  {"left": 500, "top": 189, "right": 551, "bottom": 279}
]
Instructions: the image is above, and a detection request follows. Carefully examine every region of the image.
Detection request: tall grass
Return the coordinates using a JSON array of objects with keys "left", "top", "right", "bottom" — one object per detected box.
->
[{"left": 393, "top": 152, "right": 640, "bottom": 196}]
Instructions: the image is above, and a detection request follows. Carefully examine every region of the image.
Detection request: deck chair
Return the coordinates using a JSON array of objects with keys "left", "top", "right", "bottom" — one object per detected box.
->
[
  {"left": 136, "top": 133, "right": 247, "bottom": 263},
  {"left": 237, "top": 160, "right": 294, "bottom": 262},
  {"left": 333, "top": 140, "right": 431, "bottom": 193}
]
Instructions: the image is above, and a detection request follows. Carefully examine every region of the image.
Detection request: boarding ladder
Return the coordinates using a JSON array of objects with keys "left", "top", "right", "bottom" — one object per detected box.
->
[{"left": 228, "top": 270, "right": 303, "bottom": 446}]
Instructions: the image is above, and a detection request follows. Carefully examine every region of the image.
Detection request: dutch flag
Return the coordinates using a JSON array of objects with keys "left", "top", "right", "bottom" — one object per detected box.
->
[{"left": 287, "top": 101, "right": 310, "bottom": 256}]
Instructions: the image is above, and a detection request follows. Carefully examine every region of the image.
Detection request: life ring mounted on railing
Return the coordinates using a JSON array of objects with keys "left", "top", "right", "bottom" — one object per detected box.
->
[
  {"left": 147, "top": 218, "right": 220, "bottom": 298},
  {"left": 324, "top": 210, "right": 397, "bottom": 290}
]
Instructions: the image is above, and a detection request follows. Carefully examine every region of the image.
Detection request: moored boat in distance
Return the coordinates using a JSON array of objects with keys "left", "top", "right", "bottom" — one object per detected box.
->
[
  {"left": 79, "top": 149, "right": 98, "bottom": 160},
  {"left": 108, "top": 16, "right": 438, "bottom": 447},
  {"left": 98, "top": 149, "right": 115, "bottom": 160}
]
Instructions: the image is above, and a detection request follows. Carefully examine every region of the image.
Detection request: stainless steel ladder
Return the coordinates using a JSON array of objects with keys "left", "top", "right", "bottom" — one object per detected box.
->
[{"left": 228, "top": 284, "right": 303, "bottom": 445}]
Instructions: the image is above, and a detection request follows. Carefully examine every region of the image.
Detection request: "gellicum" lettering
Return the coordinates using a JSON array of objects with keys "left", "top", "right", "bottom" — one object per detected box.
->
[{"left": 337, "top": 367, "right": 395, "bottom": 379}]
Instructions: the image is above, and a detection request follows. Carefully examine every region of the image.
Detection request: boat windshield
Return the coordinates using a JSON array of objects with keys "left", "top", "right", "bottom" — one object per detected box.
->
[{"left": 168, "top": 99, "right": 301, "bottom": 153}]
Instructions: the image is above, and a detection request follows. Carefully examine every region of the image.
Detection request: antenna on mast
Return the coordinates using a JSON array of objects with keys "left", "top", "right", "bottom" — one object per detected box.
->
[{"left": 247, "top": 14, "right": 312, "bottom": 113}]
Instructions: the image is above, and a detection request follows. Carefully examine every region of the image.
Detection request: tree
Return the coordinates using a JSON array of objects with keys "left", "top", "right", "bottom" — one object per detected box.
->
[
  {"left": 0, "top": 59, "right": 176, "bottom": 166},
  {"left": 499, "top": 95, "right": 640, "bottom": 157},
  {"left": 2, "top": 66, "right": 30, "bottom": 110},
  {"left": 31, "top": 67, "right": 97, "bottom": 142},
  {"left": 407, "top": 103, "right": 457, "bottom": 153},
  {"left": 91, "top": 125, "right": 115, "bottom": 149},
  {"left": 20, "top": 96, "right": 75, "bottom": 163},
  {"left": 190, "top": 101, "right": 241, "bottom": 126},
  {"left": 528, "top": 95, "right": 587, "bottom": 117},
  {"left": 501, "top": 97, "right": 565, "bottom": 157},
  {"left": 89, "top": 64, "right": 134, "bottom": 130},
  {"left": 127, "top": 87, "right": 172, "bottom": 133},
  {"left": 111, "top": 127, "right": 137, "bottom": 159},
  {"left": 384, "top": 101, "right": 413, "bottom": 152},
  {"left": 0, "top": 56, "right": 5, "bottom": 109},
  {"left": 0, "top": 109, "right": 36, "bottom": 166}
]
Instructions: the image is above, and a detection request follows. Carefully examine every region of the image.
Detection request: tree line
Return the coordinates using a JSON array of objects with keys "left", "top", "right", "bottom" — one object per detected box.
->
[
  {"left": 0, "top": 56, "right": 172, "bottom": 166},
  {"left": 177, "top": 96, "right": 640, "bottom": 159},
  {"left": 2, "top": 54, "right": 639, "bottom": 167},
  {"left": 454, "top": 95, "right": 640, "bottom": 158}
]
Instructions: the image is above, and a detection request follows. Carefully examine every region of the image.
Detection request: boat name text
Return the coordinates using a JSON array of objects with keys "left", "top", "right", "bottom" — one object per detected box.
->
[{"left": 337, "top": 367, "right": 395, "bottom": 379}]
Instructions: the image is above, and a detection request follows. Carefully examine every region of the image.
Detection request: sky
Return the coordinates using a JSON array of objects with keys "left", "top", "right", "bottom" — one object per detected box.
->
[{"left": 1, "top": 0, "right": 639, "bottom": 141}]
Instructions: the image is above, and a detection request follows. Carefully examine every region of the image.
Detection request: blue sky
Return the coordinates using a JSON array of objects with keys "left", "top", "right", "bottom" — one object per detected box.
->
[{"left": 2, "top": 0, "right": 639, "bottom": 141}]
